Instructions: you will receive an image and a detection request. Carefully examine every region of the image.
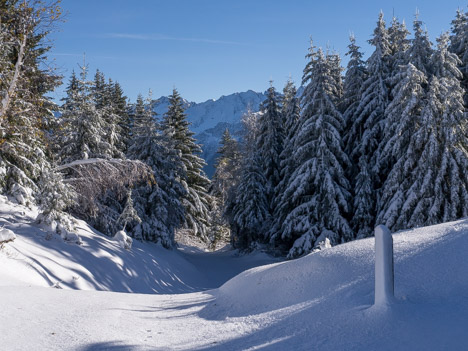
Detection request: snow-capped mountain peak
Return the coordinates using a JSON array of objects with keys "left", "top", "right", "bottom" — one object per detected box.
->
[{"left": 153, "top": 90, "right": 268, "bottom": 176}]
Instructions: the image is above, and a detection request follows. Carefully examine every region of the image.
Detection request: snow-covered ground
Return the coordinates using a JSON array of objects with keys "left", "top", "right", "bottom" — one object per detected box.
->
[{"left": 1, "top": 195, "right": 468, "bottom": 350}]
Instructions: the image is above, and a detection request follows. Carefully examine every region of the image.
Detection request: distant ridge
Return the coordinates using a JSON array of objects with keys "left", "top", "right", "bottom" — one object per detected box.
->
[{"left": 153, "top": 90, "right": 268, "bottom": 177}]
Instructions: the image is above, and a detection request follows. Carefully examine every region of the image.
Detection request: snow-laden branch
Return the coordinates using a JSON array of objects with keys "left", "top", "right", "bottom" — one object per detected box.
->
[
  {"left": 56, "top": 157, "right": 142, "bottom": 171},
  {"left": 58, "top": 158, "right": 154, "bottom": 219}
]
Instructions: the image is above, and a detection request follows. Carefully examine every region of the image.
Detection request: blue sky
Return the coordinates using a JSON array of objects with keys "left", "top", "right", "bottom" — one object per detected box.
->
[{"left": 49, "top": 0, "right": 467, "bottom": 103}]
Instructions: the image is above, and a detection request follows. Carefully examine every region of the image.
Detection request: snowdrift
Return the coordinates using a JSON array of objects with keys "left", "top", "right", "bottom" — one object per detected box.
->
[
  {"left": 0, "top": 195, "right": 221, "bottom": 293},
  {"left": 1, "top": 192, "right": 468, "bottom": 350},
  {"left": 196, "top": 220, "right": 468, "bottom": 350}
]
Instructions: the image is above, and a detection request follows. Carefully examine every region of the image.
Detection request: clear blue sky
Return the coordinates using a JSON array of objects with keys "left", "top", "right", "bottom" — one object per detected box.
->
[{"left": 49, "top": 0, "right": 467, "bottom": 103}]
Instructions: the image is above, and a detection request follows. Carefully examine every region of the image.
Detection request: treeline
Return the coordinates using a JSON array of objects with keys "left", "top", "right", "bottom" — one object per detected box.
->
[
  {"left": 217, "top": 10, "right": 468, "bottom": 258},
  {"left": 3, "top": 1, "right": 468, "bottom": 258},
  {"left": 0, "top": 1, "right": 214, "bottom": 247}
]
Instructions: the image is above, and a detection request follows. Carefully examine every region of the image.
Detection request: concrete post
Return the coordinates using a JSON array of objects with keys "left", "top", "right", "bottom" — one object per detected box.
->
[{"left": 374, "top": 224, "right": 394, "bottom": 306}]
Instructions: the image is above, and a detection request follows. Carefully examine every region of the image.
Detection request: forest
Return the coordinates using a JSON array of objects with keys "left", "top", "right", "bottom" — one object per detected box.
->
[{"left": 2, "top": 0, "right": 468, "bottom": 259}]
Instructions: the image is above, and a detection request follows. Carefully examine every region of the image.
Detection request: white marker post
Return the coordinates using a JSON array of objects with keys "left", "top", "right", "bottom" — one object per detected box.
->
[{"left": 374, "top": 225, "right": 394, "bottom": 306}]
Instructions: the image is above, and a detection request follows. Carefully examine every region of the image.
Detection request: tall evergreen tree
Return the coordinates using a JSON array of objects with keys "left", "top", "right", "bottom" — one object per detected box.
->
[
  {"left": 343, "top": 34, "right": 367, "bottom": 128},
  {"left": 269, "top": 80, "right": 301, "bottom": 245},
  {"left": 449, "top": 8, "right": 468, "bottom": 107},
  {"left": 408, "top": 14, "right": 433, "bottom": 77},
  {"left": 210, "top": 129, "right": 241, "bottom": 248},
  {"left": 0, "top": 0, "right": 61, "bottom": 200},
  {"left": 377, "top": 63, "right": 427, "bottom": 229},
  {"left": 211, "top": 128, "right": 240, "bottom": 204},
  {"left": 162, "top": 89, "right": 212, "bottom": 240},
  {"left": 342, "top": 35, "right": 370, "bottom": 237},
  {"left": 57, "top": 64, "right": 113, "bottom": 163},
  {"left": 349, "top": 12, "right": 391, "bottom": 236},
  {"left": 282, "top": 48, "right": 351, "bottom": 258},
  {"left": 0, "top": 1, "right": 80, "bottom": 240},
  {"left": 388, "top": 17, "right": 410, "bottom": 72},
  {"left": 230, "top": 153, "right": 269, "bottom": 249},
  {"left": 256, "top": 82, "right": 284, "bottom": 215},
  {"left": 379, "top": 34, "right": 468, "bottom": 229},
  {"left": 127, "top": 93, "right": 185, "bottom": 247}
]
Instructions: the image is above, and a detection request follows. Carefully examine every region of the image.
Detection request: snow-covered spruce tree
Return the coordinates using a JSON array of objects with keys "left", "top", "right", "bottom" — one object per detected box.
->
[
  {"left": 116, "top": 189, "right": 141, "bottom": 232},
  {"left": 380, "top": 34, "right": 468, "bottom": 229},
  {"left": 256, "top": 82, "right": 284, "bottom": 216},
  {"left": 230, "top": 152, "right": 270, "bottom": 249},
  {"left": 376, "top": 63, "right": 427, "bottom": 229},
  {"left": 211, "top": 128, "right": 241, "bottom": 204},
  {"left": 57, "top": 64, "right": 114, "bottom": 164},
  {"left": 387, "top": 16, "right": 410, "bottom": 74},
  {"left": 162, "top": 89, "right": 212, "bottom": 241},
  {"left": 127, "top": 93, "right": 185, "bottom": 247},
  {"left": 408, "top": 14, "right": 433, "bottom": 77},
  {"left": 281, "top": 48, "right": 351, "bottom": 258},
  {"left": 0, "top": 1, "right": 81, "bottom": 241},
  {"left": 209, "top": 128, "right": 241, "bottom": 248},
  {"left": 449, "top": 8, "right": 468, "bottom": 107},
  {"left": 109, "top": 80, "right": 131, "bottom": 154},
  {"left": 0, "top": 1, "right": 59, "bottom": 200},
  {"left": 348, "top": 12, "right": 391, "bottom": 237},
  {"left": 91, "top": 71, "right": 122, "bottom": 158},
  {"left": 269, "top": 79, "right": 301, "bottom": 245},
  {"left": 36, "top": 165, "right": 79, "bottom": 243},
  {"left": 342, "top": 34, "right": 367, "bottom": 167},
  {"left": 375, "top": 16, "right": 434, "bottom": 230}
]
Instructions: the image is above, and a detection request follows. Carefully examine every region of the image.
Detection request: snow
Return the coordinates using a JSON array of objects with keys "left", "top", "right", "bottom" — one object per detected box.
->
[
  {"left": 113, "top": 230, "right": 133, "bottom": 250},
  {"left": 1, "top": 194, "right": 468, "bottom": 350},
  {"left": 0, "top": 228, "right": 16, "bottom": 243},
  {"left": 0, "top": 195, "right": 275, "bottom": 293}
]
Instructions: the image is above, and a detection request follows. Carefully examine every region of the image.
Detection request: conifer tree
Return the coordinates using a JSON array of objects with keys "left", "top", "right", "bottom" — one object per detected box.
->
[
  {"left": 117, "top": 189, "right": 141, "bottom": 232},
  {"left": 210, "top": 129, "right": 241, "bottom": 248},
  {"left": 282, "top": 48, "right": 351, "bottom": 258},
  {"left": 342, "top": 34, "right": 367, "bottom": 133},
  {"left": 57, "top": 64, "right": 113, "bottom": 163},
  {"left": 349, "top": 12, "right": 391, "bottom": 236},
  {"left": 379, "top": 34, "right": 468, "bottom": 229},
  {"left": 388, "top": 17, "right": 410, "bottom": 72},
  {"left": 269, "top": 80, "right": 301, "bottom": 244},
  {"left": 211, "top": 128, "right": 240, "bottom": 204},
  {"left": 0, "top": 0, "right": 61, "bottom": 202},
  {"left": 128, "top": 93, "right": 185, "bottom": 247},
  {"left": 449, "top": 8, "right": 468, "bottom": 107},
  {"left": 342, "top": 35, "right": 368, "bottom": 232},
  {"left": 408, "top": 14, "right": 433, "bottom": 77},
  {"left": 230, "top": 153, "right": 269, "bottom": 249},
  {"left": 377, "top": 63, "right": 427, "bottom": 228},
  {"left": 162, "top": 89, "right": 212, "bottom": 240},
  {"left": 256, "top": 82, "right": 284, "bottom": 214}
]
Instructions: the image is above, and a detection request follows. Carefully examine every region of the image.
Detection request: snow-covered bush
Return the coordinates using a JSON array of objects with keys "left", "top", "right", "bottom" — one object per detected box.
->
[
  {"left": 113, "top": 230, "right": 133, "bottom": 250},
  {"left": 0, "top": 228, "right": 16, "bottom": 244},
  {"left": 36, "top": 166, "right": 80, "bottom": 244}
]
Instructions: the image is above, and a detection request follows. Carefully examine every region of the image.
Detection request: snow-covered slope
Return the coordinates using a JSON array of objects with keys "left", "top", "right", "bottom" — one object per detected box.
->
[
  {"left": 0, "top": 195, "right": 276, "bottom": 293},
  {"left": 153, "top": 90, "right": 267, "bottom": 176},
  {"left": 1, "top": 193, "right": 468, "bottom": 350}
]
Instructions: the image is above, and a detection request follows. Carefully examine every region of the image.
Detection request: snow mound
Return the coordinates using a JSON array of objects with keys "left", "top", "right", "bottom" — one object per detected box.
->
[
  {"left": 195, "top": 220, "right": 468, "bottom": 350},
  {"left": 0, "top": 228, "right": 16, "bottom": 243},
  {"left": 113, "top": 230, "right": 132, "bottom": 250},
  {"left": 0, "top": 195, "right": 276, "bottom": 293}
]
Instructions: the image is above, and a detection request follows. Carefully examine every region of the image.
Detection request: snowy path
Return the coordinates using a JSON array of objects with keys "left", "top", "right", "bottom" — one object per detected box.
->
[{"left": 177, "top": 245, "right": 280, "bottom": 290}]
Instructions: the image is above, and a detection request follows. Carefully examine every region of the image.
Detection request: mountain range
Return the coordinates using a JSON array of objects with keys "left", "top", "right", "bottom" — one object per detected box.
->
[{"left": 153, "top": 90, "right": 268, "bottom": 177}]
